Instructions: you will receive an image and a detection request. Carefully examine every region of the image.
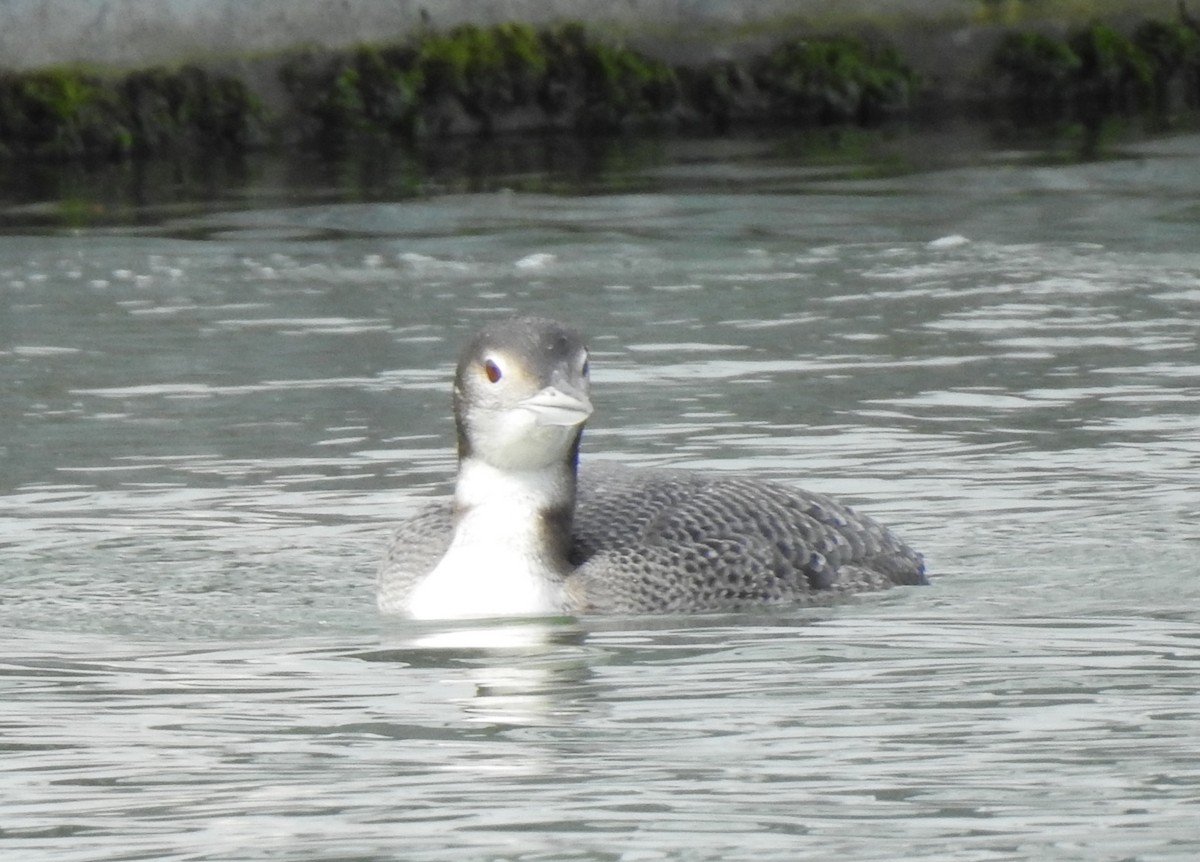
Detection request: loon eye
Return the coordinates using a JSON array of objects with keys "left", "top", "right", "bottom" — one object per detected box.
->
[{"left": 483, "top": 359, "right": 502, "bottom": 383}]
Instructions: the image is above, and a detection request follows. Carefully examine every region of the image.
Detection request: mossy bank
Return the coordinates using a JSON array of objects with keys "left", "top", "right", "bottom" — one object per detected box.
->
[
  {"left": 0, "top": 65, "right": 265, "bottom": 160},
  {"left": 2, "top": 11, "right": 1200, "bottom": 162}
]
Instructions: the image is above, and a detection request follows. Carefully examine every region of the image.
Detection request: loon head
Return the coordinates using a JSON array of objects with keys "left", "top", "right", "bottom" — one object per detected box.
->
[{"left": 452, "top": 316, "right": 593, "bottom": 472}]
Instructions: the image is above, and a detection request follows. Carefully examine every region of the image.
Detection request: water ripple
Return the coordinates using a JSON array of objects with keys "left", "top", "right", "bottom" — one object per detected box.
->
[{"left": 4, "top": 131, "right": 1200, "bottom": 861}]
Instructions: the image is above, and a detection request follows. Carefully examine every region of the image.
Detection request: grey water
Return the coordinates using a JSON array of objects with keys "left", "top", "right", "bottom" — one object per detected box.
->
[{"left": 2, "top": 124, "right": 1199, "bottom": 861}]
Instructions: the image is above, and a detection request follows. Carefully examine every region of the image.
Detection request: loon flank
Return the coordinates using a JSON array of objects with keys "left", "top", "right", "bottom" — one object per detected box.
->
[{"left": 378, "top": 316, "right": 926, "bottom": 619}]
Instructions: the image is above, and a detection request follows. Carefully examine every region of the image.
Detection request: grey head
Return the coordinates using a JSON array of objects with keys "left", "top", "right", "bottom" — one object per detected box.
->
[{"left": 452, "top": 316, "right": 594, "bottom": 472}]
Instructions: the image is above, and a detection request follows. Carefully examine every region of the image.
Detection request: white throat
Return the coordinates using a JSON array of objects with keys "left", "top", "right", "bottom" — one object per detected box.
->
[{"left": 405, "top": 457, "right": 573, "bottom": 620}]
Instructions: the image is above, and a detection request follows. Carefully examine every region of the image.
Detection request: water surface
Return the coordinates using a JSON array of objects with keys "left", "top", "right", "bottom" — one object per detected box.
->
[{"left": 2, "top": 125, "right": 1199, "bottom": 860}]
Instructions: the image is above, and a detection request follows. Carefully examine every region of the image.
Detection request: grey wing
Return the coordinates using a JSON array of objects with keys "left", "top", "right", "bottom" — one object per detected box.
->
[
  {"left": 376, "top": 502, "right": 454, "bottom": 613},
  {"left": 568, "top": 463, "right": 925, "bottom": 614}
]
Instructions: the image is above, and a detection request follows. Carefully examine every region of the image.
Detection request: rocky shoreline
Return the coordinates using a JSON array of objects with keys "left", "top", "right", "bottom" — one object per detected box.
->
[{"left": 1, "top": 8, "right": 1199, "bottom": 161}]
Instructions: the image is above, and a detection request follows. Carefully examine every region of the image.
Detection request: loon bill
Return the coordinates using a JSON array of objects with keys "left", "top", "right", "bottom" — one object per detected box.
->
[{"left": 378, "top": 316, "right": 927, "bottom": 619}]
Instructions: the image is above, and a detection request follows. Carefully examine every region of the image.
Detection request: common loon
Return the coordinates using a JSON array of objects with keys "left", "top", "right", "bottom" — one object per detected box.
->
[{"left": 378, "top": 316, "right": 926, "bottom": 619}]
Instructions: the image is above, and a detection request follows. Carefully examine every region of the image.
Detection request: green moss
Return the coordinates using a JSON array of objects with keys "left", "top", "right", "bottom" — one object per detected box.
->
[
  {"left": 679, "top": 35, "right": 916, "bottom": 132},
  {"left": 124, "top": 65, "right": 265, "bottom": 152},
  {"left": 753, "top": 36, "right": 917, "bottom": 124},
  {"left": 280, "top": 22, "right": 920, "bottom": 145},
  {"left": 282, "top": 47, "right": 420, "bottom": 145},
  {"left": 1134, "top": 19, "right": 1197, "bottom": 70},
  {"left": 354, "top": 47, "right": 423, "bottom": 135},
  {"left": 1069, "top": 23, "right": 1152, "bottom": 110},
  {"left": 26, "top": 69, "right": 95, "bottom": 117},
  {"left": 0, "top": 68, "right": 128, "bottom": 159},
  {"left": 989, "top": 31, "right": 1082, "bottom": 110},
  {"left": 418, "top": 22, "right": 545, "bottom": 107},
  {"left": 987, "top": 13, "right": 1200, "bottom": 120},
  {"left": 538, "top": 23, "right": 680, "bottom": 131},
  {"left": 10, "top": 14, "right": 1198, "bottom": 162},
  {"left": 281, "top": 22, "right": 686, "bottom": 144},
  {"left": 0, "top": 64, "right": 263, "bottom": 161},
  {"left": 1133, "top": 19, "right": 1200, "bottom": 107}
]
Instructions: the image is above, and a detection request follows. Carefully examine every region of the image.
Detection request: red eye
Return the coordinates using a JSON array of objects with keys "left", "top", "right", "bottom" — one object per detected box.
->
[{"left": 484, "top": 359, "right": 502, "bottom": 383}]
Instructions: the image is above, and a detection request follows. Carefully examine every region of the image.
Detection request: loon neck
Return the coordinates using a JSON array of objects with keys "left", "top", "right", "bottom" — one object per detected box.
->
[{"left": 406, "top": 456, "right": 578, "bottom": 619}]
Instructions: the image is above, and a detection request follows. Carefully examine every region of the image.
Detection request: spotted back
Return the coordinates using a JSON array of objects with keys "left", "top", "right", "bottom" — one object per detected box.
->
[{"left": 567, "top": 463, "right": 926, "bottom": 614}]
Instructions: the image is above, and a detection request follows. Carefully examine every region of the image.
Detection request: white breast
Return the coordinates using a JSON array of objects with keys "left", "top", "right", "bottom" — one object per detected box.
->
[{"left": 404, "top": 459, "right": 570, "bottom": 620}]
